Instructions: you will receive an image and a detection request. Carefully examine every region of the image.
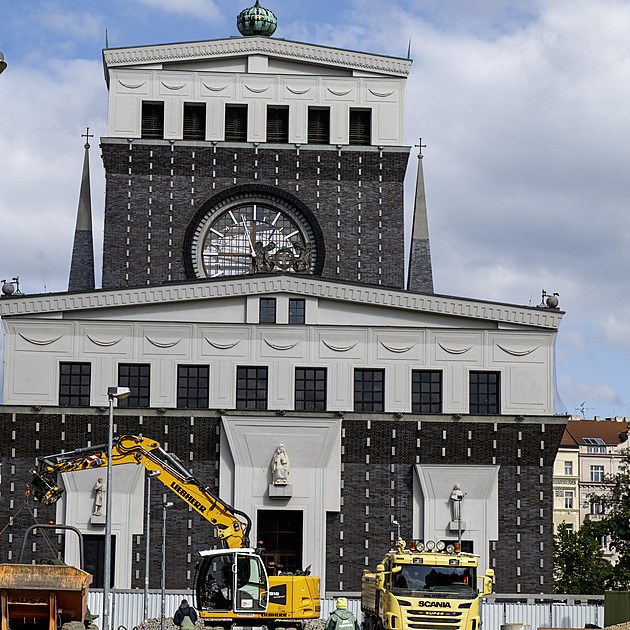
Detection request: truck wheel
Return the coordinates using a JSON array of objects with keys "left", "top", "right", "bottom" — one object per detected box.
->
[{"left": 61, "top": 622, "right": 87, "bottom": 630}]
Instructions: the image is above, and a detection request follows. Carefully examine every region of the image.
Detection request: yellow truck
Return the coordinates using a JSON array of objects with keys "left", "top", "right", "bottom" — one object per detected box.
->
[
  {"left": 361, "top": 538, "right": 493, "bottom": 630},
  {"left": 0, "top": 525, "right": 94, "bottom": 630}
]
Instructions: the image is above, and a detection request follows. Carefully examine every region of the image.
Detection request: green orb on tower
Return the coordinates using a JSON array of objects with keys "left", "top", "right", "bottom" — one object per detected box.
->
[{"left": 237, "top": 1, "right": 277, "bottom": 37}]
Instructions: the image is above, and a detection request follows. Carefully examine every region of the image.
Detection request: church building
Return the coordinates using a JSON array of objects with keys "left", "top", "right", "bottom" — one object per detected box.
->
[{"left": 0, "top": 3, "right": 566, "bottom": 595}]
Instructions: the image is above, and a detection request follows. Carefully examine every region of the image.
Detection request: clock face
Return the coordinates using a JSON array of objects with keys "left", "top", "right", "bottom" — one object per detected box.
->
[
  {"left": 185, "top": 186, "right": 325, "bottom": 280},
  {"left": 195, "top": 202, "right": 312, "bottom": 278}
]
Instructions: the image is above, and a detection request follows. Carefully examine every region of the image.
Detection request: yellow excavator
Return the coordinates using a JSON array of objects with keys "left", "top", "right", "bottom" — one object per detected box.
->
[{"left": 29, "top": 435, "right": 320, "bottom": 630}]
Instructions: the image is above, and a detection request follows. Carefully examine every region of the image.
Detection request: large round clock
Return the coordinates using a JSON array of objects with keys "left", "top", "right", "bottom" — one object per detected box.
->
[{"left": 184, "top": 186, "right": 325, "bottom": 279}]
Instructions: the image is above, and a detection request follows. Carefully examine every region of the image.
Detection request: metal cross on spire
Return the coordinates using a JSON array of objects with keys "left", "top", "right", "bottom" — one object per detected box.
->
[
  {"left": 82, "top": 127, "right": 94, "bottom": 149},
  {"left": 414, "top": 138, "right": 427, "bottom": 157}
]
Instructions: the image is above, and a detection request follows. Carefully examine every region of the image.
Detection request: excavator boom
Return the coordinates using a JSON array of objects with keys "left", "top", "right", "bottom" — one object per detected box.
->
[{"left": 30, "top": 435, "right": 251, "bottom": 548}]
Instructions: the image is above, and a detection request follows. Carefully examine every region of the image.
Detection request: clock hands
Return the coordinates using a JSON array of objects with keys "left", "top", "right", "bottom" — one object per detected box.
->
[{"left": 241, "top": 215, "right": 257, "bottom": 258}]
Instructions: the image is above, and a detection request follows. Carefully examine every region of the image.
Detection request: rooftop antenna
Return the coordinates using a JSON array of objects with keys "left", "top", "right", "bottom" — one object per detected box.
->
[
  {"left": 105, "top": 28, "right": 109, "bottom": 49},
  {"left": 407, "top": 38, "right": 412, "bottom": 60},
  {"left": 576, "top": 402, "right": 593, "bottom": 419}
]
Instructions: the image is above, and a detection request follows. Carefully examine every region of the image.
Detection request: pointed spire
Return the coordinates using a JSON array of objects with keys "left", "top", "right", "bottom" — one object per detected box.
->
[
  {"left": 407, "top": 140, "right": 434, "bottom": 293},
  {"left": 68, "top": 129, "right": 96, "bottom": 292}
]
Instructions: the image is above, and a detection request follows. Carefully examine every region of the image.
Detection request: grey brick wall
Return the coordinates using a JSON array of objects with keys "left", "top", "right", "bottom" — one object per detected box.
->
[{"left": 100, "top": 142, "right": 409, "bottom": 290}]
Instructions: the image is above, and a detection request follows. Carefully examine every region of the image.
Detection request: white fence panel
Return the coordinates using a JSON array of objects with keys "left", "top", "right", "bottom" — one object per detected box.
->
[
  {"left": 88, "top": 591, "right": 194, "bottom": 630},
  {"left": 87, "top": 593, "right": 604, "bottom": 630},
  {"left": 480, "top": 601, "right": 604, "bottom": 629}
]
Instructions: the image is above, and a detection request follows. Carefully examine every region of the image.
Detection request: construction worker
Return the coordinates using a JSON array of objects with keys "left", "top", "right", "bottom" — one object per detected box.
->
[{"left": 325, "top": 598, "right": 360, "bottom": 630}]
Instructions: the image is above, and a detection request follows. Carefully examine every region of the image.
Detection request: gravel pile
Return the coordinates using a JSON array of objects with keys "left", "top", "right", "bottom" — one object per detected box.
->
[{"left": 134, "top": 619, "right": 327, "bottom": 630}]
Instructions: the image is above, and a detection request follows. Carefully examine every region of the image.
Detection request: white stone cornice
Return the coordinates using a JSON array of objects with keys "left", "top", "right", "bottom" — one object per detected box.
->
[
  {"left": 103, "top": 37, "right": 412, "bottom": 77},
  {"left": 0, "top": 276, "right": 564, "bottom": 329}
]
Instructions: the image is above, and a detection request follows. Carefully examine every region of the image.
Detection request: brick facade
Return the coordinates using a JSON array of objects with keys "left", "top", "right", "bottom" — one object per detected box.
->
[
  {"left": 0, "top": 410, "right": 563, "bottom": 593},
  {"left": 101, "top": 141, "right": 409, "bottom": 291}
]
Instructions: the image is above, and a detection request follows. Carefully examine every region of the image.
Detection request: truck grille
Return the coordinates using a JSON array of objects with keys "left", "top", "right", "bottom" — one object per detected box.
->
[{"left": 404, "top": 607, "right": 463, "bottom": 630}]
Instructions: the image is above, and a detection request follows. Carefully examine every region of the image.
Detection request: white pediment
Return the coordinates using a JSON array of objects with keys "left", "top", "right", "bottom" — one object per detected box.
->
[
  {"left": 103, "top": 37, "right": 412, "bottom": 80},
  {"left": 0, "top": 275, "right": 564, "bottom": 331}
]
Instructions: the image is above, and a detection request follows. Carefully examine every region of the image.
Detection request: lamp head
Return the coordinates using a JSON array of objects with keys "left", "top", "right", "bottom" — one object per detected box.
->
[
  {"left": 0, "top": 51, "right": 6, "bottom": 75},
  {"left": 107, "top": 386, "right": 131, "bottom": 400}
]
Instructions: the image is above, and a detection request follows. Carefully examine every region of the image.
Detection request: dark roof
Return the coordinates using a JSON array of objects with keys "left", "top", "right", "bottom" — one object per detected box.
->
[{"left": 563, "top": 419, "right": 629, "bottom": 447}]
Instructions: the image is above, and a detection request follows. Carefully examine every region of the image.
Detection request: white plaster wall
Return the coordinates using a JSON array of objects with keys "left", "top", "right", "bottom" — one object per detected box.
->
[
  {"left": 58, "top": 464, "right": 145, "bottom": 589},
  {"left": 413, "top": 464, "right": 500, "bottom": 578},
  {"left": 2, "top": 306, "right": 557, "bottom": 413},
  {"left": 107, "top": 67, "right": 406, "bottom": 145},
  {"left": 219, "top": 416, "right": 342, "bottom": 594}
]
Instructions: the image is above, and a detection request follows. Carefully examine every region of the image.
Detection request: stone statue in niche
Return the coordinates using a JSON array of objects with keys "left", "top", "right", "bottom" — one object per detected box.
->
[
  {"left": 271, "top": 444, "right": 290, "bottom": 485},
  {"left": 93, "top": 478, "right": 106, "bottom": 516}
]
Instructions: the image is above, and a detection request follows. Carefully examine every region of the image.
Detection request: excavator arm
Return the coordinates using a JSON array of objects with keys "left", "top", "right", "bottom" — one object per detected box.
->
[{"left": 30, "top": 434, "right": 251, "bottom": 548}]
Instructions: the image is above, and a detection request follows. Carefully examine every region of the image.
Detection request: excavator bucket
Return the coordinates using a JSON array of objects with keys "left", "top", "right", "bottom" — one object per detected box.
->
[{"left": 28, "top": 470, "right": 64, "bottom": 506}]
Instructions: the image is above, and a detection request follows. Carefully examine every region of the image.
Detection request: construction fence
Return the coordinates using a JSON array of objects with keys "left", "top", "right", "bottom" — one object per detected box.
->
[{"left": 86, "top": 592, "right": 605, "bottom": 630}]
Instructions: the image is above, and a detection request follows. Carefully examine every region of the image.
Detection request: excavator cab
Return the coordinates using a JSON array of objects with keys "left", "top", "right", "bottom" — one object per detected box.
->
[{"left": 196, "top": 549, "right": 268, "bottom": 614}]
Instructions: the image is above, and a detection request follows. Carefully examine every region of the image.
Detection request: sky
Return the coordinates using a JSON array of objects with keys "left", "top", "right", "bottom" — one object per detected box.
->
[{"left": 0, "top": 0, "right": 629, "bottom": 420}]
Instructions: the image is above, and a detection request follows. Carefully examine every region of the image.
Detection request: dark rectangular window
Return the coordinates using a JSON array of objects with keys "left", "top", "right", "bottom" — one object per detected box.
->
[
  {"left": 412, "top": 370, "right": 442, "bottom": 414},
  {"left": 354, "top": 369, "right": 385, "bottom": 412},
  {"left": 237, "top": 367, "right": 268, "bottom": 410},
  {"left": 141, "top": 102, "right": 164, "bottom": 139},
  {"left": 177, "top": 365, "right": 209, "bottom": 409},
  {"left": 225, "top": 105, "right": 248, "bottom": 141},
  {"left": 59, "top": 362, "right": 91, "bottom": 407},
  {"left": 267, "top": 106, "right": 289, "bottom": 143},
  {"left": 469, "top": 371, "right": 500, "bottom": 415},
  {"left": 349, "top": 109, "right": 371, "bottom": 145},
  {"left": 308, "top": 108, "right": 330, "bottom": 144},
  {"left": 289, "top": 299, "right": 305, "bottom": 324},
  {"left": 117, "top": 364, "right": 150, "bottom": 408},
  {"left": 260, "top": 298, "right": 276, "bottom": 323},
  {"left": 183, "top": 103, "right": 206, "bottom": 141},
  {"left": 295, "top": 368, "right": 326, "bottom": 411}
]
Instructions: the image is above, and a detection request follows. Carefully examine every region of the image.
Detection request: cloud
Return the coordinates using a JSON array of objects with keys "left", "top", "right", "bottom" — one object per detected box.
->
[
  {"left": 32, "top": 6, "right": 103, "bottom": 43},
  {"left": 559, "top": 374, "right": 623, "bottom": 408},
  {"left": 0, "top": 58, "right": 106, "bottom": 295},
  {"left": 132, "top": 0, "right": 223, "bottom": 21}
]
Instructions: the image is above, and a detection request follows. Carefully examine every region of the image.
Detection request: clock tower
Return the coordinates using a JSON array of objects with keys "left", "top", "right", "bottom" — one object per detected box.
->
[{"left": 100, "top": 4, "right": 423, "bottom": 290}]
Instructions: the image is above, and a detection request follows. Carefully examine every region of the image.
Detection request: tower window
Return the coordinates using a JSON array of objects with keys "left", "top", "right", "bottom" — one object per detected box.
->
[
  {"left": 289, "top": 299, "right": 305, "bottom": 324},
  {"left": 295, "top": 368, "right": 326, "bottom": 411},
  {"left": 469, "top": 371, "right": 500, "bottom": 415},
  {"left": 260, "top": 298, "right": 277, "bottom": 323},
  {"left": 117, "top": 363, "right": 150, "bottom": 408},
  {"left": 349, "top": 109, "right": 371, "bottom": 145},
  {"left": 225, "top": 105, "right": 248, "bottom": 141},
  {"left": 411, "top": 370, "right": 442, "bottom": 413},
  {"left": 354, "top": 369, "right": 385, "bottom": 412},
  {"left": 177, "top": 365, "right": 209, "bottom": 409},
  {"left": 184, "top": 103, "right": 206, "bottom": 141},
  {"left": 237, "top": 366, "right": 268, "bottom": 410},
  {"left": 267, "top": 106, "right": 289, "bottom": 143},
  {"left": 141, "top": 102, "right": 164, "bottom": 139},
  {"left": 59, "top": 362, "right": 91, "bottom": 407},
  {"left": 308, "top": 108, "right": 330, "bottom": 144}
]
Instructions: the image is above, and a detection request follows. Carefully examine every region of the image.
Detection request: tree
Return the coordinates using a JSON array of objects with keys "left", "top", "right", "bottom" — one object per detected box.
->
[
  {"left": 589, "top": 445, "right": 630, "bottom": 588},
  {"left": 553, "top": 521, "right": 615, "bottom": 594}
]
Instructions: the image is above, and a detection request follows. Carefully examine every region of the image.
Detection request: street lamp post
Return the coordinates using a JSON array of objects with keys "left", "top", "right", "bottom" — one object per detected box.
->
[
  {"left": 161, "top": 502, "right": 174, "bottom": 630},
  {"left": 143, "top": 470, "right": 160, "bottom": 627},
  {"left": 104, "top": 386, "right": 131, "bottom": 630}
]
